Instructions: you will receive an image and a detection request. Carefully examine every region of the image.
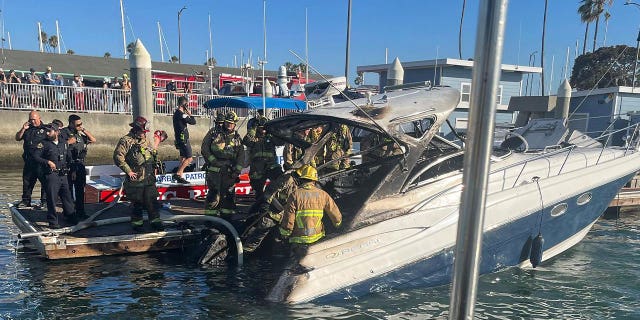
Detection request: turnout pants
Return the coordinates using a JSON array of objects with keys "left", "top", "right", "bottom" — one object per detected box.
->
[
  {"left": 205, "top": 168, "right": 236, "bottom": 216},
  {"left": 124, "top": 178, "right": 160, "bottom": 226}
]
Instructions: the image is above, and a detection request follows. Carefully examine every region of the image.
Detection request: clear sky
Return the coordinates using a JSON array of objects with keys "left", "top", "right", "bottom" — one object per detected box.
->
[{"left": 2, "top": 0, "right": 639, "bottom": 92}]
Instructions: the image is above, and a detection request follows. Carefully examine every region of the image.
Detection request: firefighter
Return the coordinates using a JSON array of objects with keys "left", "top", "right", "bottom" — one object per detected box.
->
[
  {"left": 279, "top": 165, "right": 342, "bottom": 256},
  {"left": 214, "top": 111, "right": 226, "bottom": 132},
  {"left": 361, "top": 133, "right": 404, "bottom": 163},
  {"left": 201, "top": 110, "right": 243, "bottom": 217},
  {"left": 242, "top": 116, "right": 282, "bottom": 201},
  {"left": 113, "top": 116, "right": 167, "bottom": 232},
  {"left": 283, "top": 127, "right": 311, "bottom": 170},
  {"left": 32, "top": 123, "right": 76, "bottom": 228},
  {"left": 60, "top": 114, "right": 96, "bottom": 217},
  {"left": 242, "top": 168, "right": 301, "bottom": 252},
  {"left": 310, "top": 125, "right": 326, "bottom": 167},
  {"left": 15, "top": 110, "right": 48, "bottom": 207},
  {"left": 323, "top": 124, "right": 353, "bottom": 173}
]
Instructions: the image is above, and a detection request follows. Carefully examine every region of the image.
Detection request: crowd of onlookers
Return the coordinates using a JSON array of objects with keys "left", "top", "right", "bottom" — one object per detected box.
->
[{"left": 0, "top": 66, "right": 133, "bottom": 112}]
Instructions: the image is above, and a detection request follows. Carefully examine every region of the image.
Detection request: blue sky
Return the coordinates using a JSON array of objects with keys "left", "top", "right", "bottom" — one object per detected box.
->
[{"left": 2, "top": 0, "right": 639, "bottom": 91}]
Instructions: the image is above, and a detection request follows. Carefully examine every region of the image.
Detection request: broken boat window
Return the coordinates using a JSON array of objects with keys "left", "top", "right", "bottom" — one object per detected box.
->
[
  {"left": 397, "top": 117, "right": 436, "bottom": 139},
  {"left": 404, "top": 136, "right": 464, "bottom": 190}
]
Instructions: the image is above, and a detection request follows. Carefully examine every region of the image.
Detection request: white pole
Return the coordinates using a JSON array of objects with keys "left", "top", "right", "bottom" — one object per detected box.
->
[
  {"left": 385, "top": 48, "right": 388, "bottom": 64},
  {"left": 234, "top": 55, "right": 237, "bottom": 68},
  {"left": 157, "top": 21, "right": 164, "bottom": 62},
  {"left": 563, "top": 46, "right": 570, "bottom": 79},
  {"left": 37, "top": 22, "right": 43, "bottom": 52},
  {"left": 209, "top": 13, "right": 213, "bottom": 65},
  {"left": 548, "top": 55, "right": 555, "bottom": 94},
  {"left": 305, "top": 8, "right": 309, "bottom": 84},
  {"left": 55, "top": 20, "right": 61, "bottom": 54},
  {"left": 262, "top": 0, "right": 267, "bottom": 114},
  {"left": 434, "top": 46, "right": 439, "bottom": 85},
  {"left": 7, "top": 31, "right": 11, "bottom": 50},
  {"left": 120, "top": 0, "right": 127, "bottom": 58}
]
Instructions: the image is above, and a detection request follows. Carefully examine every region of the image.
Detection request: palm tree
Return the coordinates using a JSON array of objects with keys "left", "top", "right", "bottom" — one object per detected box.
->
[
  {"left": 104, "top": 52, "right": 112, "bottom": 58},
  {"left": 590, "top": 0, "right": 613, "bottom": 52},
  {"left": 602, "top": 11, "right": 611, "bottom": 47},
  {"left": 38, "top": 31, "right": 48, "bottom": 51},
  {"left": 541, "top": 0, "right": 548, "bottom": 95},
  {"left": 458, "top": 0, "right": 466, "bottom": 59},
  {"left": 205, "top": 57, "right": 217, "bottom": 66},
  {"left": 578, "top": 0, "right": 594, "bottom": 55},
  {"left": 66, "top": 49, "right": 75, "bottom": 55},
  {"left": 170, "top": 56, "right": 178, "bottom": 63},
  {"left": 126, "top": 42, "right": 135, "bottom": 53},
  {"left": 48, "top": 35, "right": 58, "bottom": 53}
]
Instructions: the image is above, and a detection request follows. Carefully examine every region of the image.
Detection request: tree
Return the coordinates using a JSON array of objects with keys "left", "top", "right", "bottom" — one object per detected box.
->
[
  {"left": 48, "top": 35, "right": 58, "bottom": 53},
  {"left": 578, "top": 0, "right": 613, "bottom": 55},
  {"left": 67, "top": 49, "right": 75, "bottom": 55},
  {"left": 104, "top": 52, "right": 111, "bottom": 58},
  {"left": 126, "top": 41, "right": 136, "bottom": 53},
  {"left": 204, "top": 57, "right": 217, "bottom": 66},
  {"left": 458, "top": 0, "right": 466, "bottom": 59},
  {"left": 170, "top": 56, "right": 179, "bottom": 63},
  {"left": 37, "top": 31, "right": 48, "bottom": 50},
  {"left": 570, "top": 45, "right": 636, "bottom": 90},
  {"left": 603, "top": 11, "right": 611, "bottom": 47},
  {"left": 283, "top": 62, "right": 307, "bottom": 73}
]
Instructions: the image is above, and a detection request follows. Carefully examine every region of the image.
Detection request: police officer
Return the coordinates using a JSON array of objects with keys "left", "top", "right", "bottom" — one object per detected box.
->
[
  {"left": 279, "top": 165, "right": 342, "bottom": 256},
  {"left": 60, "top": 114, "right": 96, "bottom": 217},
  {"left": 201, "top": 111, "right": 243, "bottom": 217},
  {"left": 113, "top": 116, "right": 167, "bottom": 232},
  {"left": 242, "top": 116, "right": 282, "bottom": 201},
  {"left": 32, "top": 123, "right": 76, "bottom": 228},
  {"left": 172, "top": 96, "right": 196, "bottom": 184},
  {"left": 15, "top": 110, "right": 48, "bottom": 207}
]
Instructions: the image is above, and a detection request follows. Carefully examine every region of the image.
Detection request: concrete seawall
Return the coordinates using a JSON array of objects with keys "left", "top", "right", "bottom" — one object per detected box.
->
[{"left": 2, "top": 110, "right": 248, "bottom": 168}]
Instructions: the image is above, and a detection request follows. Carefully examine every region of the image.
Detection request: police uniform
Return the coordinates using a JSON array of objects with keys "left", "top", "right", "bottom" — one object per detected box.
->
[
  {"left": 113, "top": 128, "right": 162, "bottom": 230},
  {"left": 172, "top": 106, "right": 196, "bottom": 159},
  {"left": 20, "top": 124, "right": 48, "bottom": 206},
  {"left": 201, "top": 112, "right": 243, "bottom": 216},
  {"left": 279, "top": 166, "right": 342, "bottom": 252},
  {"left": 32, "top": 126, "right": 75, "bottom": 227},
  {"left": 60, "top": 127, "right": 89, "bottom": 215},
  {"left": 242, "top": 117, "right": 282, "bottom": 201}
]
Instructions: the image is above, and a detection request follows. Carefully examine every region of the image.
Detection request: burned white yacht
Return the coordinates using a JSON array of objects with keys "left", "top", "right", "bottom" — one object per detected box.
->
[{"left": 262, "top": 84, "right": 640, "bottom": 303}]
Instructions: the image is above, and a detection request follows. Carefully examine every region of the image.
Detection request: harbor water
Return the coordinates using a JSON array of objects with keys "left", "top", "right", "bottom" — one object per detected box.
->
[{"left": 1, "top": 168, "right": 639, "bottom": 319}]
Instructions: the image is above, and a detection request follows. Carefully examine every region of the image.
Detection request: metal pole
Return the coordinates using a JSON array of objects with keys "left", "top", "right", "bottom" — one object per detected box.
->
[
  {"left": 634, "top": 29, "right": 640, "bottom": 91},
  {"left": 178, "top": 6, "right": 186, "bottom": 64},
  {"left": 37, "top": 22, "right": 42, "bottom": 52},
  {"left": 449, "top": 0, "right": 509, "bottom": 319},
  {"left": 262, "top": 0, "right": 267, "bottom": 114},
  {"left": 55, "top": 20, "right": 61, "bottom": 54},
  {"left": 344, "top": 0, "right": 352, "bottom": 87},
  {"left": 209, "top": 13, "right": 214, "bottom": 66},
  {"left": 120, "top": 0, "right": 126, "bottom": 58},
  {"left": 158, "top": 22, "right": 164, "bottom": 62},
  {"left": 305, "top": 8, "right": 309, "bottom": 84}
]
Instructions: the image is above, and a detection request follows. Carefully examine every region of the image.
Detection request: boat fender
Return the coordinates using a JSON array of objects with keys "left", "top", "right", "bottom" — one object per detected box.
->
[{"left": 529, "top": 233, "right": 544, "bottom": 268}]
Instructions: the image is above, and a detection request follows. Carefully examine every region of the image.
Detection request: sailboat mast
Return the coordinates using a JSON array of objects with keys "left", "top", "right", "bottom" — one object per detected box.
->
[
  {"left": 56, "top": 20, "right": 61, "bottom": 54},
  {"left": 120, "top": 0, "right": 126, "bottom": 58},
  {"left": 449, "top": 0, "right": 509, "bottom": 318},
  {"left": 344, "top": 0, "right": 352, "bottom": 87},
  {"left": 305, "top": 8, "right": 309, "bottom": 84},
  {"left": 37, "top": 22, "right": 43, "bottom": 52},
  {"left": 262, "top": 0, "right": 267, "bottom": 114},
  {"left": 157, "top": 22, "right": 164, "bottom": 62},
  {"left": 209, "top": 13, "right": 213, "bottom": 66}
]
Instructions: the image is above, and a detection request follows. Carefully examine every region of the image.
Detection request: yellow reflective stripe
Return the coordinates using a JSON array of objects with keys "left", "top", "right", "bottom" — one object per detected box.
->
[
  {"left": 290, "top": 231, "right": 325, "bottom": 244},
  {"left": 279, "top": 227, "right": 291, "bottom": 236},
  {"left": 335, "top": 220, "right": 342, "bottom": 228},
  {"left": 207, "top": 166, "right": 221, "bottom": 172},
  {"left": 235, "top": 164, "right": 243, "bottom": 172},
  {"left": 253, "top": 151, "right": 273, "bottom": 158},
  {"left": 294, "top": 209, "right": 323, "bottom": 228}
]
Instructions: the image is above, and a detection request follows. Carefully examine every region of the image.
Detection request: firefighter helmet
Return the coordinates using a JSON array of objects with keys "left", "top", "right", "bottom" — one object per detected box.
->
[
  {"left": 296, "top": 164, "right": 318, "bottom": 181},
  {"left": 256, "top": 116, "right": 268, "bottom": 127},
  {"left": 215, "top": 112, "right": 225, "bottom": 123},
  {"left": 225, "top": 110, "right": 239, "bottom": 123},
  {"left": 129, "top": 116, "right": 150, "bottom": 133}
]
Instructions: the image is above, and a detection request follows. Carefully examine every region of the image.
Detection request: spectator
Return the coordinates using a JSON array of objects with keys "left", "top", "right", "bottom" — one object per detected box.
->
[
  {"left": 42, "top": 66, "right": 55, "bottom": 107},
  {"left": 102, "top": 77, "right": 111, "bottom": 111},
  {"left": 54, "top": 75, "right": 66, "bottom": 109},
  {"left": 166, "top": 80, "right": 177, "bottom": 108},
  {"left": 72, "top": 74, "right": 84, "bottom": 111},
  {"left": 166, "top": 80, "right": 176, "bottom": 92},
  {"left": 0, "top": 68, "right": 6, "bottom": 106},
  {"left": 43, "top": 66, "right": 55, "bottom": 85},
  {"left": 8, "top": 70, "right": 21, "bottom": 107},
  {"left": 122, "top": 73, "right": 131, "bottom": 112},
  {"left": 25, "top": 68, "right": 40, "bottom": 84},
  {"left": 110, "top": 77, "right": 122, "bottom": 111}
]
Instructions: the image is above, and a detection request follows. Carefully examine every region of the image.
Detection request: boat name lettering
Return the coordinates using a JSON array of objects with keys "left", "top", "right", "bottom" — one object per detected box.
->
[{"left": 325, "top": 238, "right": 380, "bottom": 259}]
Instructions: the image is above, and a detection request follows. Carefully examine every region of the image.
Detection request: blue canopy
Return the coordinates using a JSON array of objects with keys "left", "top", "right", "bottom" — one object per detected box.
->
[{"left": 203, "top": 96, "right": 306, "bottom": 111}]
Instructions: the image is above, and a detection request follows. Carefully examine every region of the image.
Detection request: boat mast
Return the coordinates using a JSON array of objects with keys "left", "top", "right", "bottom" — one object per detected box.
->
[
  {"left": 344, "top": 0, "right": 352, "bottom": 87},
  {"left": 449, "top": 0, "right": 509, "bottom": 319},
  {"left": 55, "top": 20, "right": 61, "bottom": 54},
  {"left": 208, "top": 13, "right": 213, "bottom": 66},
  {"left": 37, "top": 22, "right": 43, "bottom": 52},
  {"left": 120, "top": 0, "right": 126, "bottom": 58},
  {"left": 305, "top": 8, "right": 309, "bottom": 84},
  {"left": 157, "top": 21, "right": 164, "bottom": 62},
  {"left": 261, "top": 0, "right": 267, "bottom": 114}
]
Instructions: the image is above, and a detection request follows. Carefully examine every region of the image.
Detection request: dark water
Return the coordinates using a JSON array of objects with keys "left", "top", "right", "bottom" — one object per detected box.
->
[{"left": 1, "top": 169, "right": 639, "bottom": 319}]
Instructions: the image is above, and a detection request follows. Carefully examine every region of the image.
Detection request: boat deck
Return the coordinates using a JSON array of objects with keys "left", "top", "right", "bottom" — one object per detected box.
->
[{"left": 10, "top": 199, "right": 241, "bottom": 260}]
